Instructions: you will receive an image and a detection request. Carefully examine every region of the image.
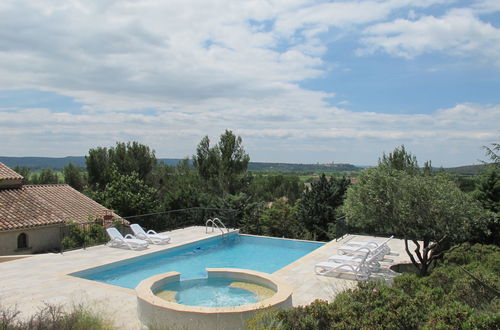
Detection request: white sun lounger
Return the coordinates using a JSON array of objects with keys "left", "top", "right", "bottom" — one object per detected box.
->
[
  {"left": 338, "top": 236, "right": 393, "bottom": 256},
  {"left": 130, "top": 224, "right": 171, "bottom": 244},
  {"left": 315, "top": 252, "right": 373, "bottom": 280},
  {"left": 329, "top": 246, "right": 386, "bottom": 270},
  {"left": 106, "top": 227, "right": 148, "bottom": 250},
  {"left": 345, "top": 235, "right": 393, "bottom": 248}
]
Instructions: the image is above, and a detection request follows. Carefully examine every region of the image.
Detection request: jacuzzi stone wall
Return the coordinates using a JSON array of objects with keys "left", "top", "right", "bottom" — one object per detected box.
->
[{"left": 136, "top": 268, "right": 293, "bottom": 330}]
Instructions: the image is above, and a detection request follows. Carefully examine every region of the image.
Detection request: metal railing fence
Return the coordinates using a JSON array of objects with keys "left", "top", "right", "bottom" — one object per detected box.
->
[{"left": 58, "top": 207, "right": 237, "bottom": 252}]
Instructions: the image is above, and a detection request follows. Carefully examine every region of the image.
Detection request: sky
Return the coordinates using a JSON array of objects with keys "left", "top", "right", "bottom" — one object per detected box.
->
[{"left": 0, "top": 0, "right": 499, "bottom": 167}]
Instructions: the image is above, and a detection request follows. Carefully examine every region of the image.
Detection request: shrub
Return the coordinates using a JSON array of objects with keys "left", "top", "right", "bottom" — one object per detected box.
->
[
  {"left": 423, "top": 301, "right": 474, "bottom": 329},
  {"left": 248, "top": 243, "right": 500, "bottom": 329},
  {"left": 62, "top": 221, "right": 108, "bottom": 250},
  {"left": 0, "top": 303, "right": 113, "bottom": 330},
  {"left": 246, "top": 309, "right": 283, "bottom": 330},
  {"left": 463, "top": 311, "right": 500, "bottom": 330}
]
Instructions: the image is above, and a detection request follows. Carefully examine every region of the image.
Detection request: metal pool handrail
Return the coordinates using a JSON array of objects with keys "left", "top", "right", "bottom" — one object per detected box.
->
[{"left": 205, "top": 218, "right": 228, "bottom": 236}]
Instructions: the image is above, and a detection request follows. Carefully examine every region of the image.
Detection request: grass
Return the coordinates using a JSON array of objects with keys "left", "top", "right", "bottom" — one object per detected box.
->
[{"left": 0, "top": 303, "right": 114, "bottom": 330}]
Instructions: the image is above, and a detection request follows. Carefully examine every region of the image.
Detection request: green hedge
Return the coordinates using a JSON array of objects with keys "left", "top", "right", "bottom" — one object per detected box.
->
[{"left": 248, "top": 243, "right": 499, "bottom": 329}]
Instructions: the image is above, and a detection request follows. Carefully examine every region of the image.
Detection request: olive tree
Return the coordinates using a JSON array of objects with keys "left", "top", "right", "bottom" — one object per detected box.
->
[{"left": 344, "top": 168, "right": 487, "bottom": 276}]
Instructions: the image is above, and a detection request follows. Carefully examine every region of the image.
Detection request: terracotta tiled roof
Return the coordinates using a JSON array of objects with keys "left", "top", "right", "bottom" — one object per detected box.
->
[
  {"left": 0, "top": 186, "right": 66, "bottom": 231},
  {"left": 0, "top": 162, "right": 23, "bottom": 180},
  {"left": 25, "top": 184, "right": 119, "bottom": 223},
  {"left": 0, "top": 162, "right": 23, "bottom": 188},
  {"left": 0, "top": 184, "right": 119, "bottom": 231}
]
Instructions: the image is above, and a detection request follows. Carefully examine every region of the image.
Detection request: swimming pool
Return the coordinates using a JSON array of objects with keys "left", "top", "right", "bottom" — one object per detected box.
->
[{"left": 71, "top": 232, "right": 323, "bottom": 289}]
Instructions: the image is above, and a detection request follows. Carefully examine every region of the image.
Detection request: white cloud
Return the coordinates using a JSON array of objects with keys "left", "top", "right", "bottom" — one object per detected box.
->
[
  {"left": 1, "top": 103, "right": 498, "bottom": 166},
  {"left": 0, "top": 0, "right": 467, "bottom": 112},
  {"left": 358, "top": 9, "right": 500, "bottom": 67},
  {"left": 0, "top": 1, "right": 498, "bottom": 166}
]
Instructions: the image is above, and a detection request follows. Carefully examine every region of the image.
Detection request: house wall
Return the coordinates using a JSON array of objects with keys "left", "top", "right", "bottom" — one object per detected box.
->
[{"left": 0, "top": 225, "right": 62, "bottom": 256}]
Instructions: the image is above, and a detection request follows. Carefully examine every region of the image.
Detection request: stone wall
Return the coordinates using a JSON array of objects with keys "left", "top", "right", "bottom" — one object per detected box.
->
[{"left": 0, "top": 225, "right": 61, "bottom": 256}]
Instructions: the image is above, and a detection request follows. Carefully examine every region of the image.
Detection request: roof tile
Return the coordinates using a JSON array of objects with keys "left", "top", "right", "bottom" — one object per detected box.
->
[{"left": 0, "top": 184, "right": 119, "bottom": 231}]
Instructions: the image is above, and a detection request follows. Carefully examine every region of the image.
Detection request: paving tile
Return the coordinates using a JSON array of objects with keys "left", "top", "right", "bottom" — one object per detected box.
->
[{"left": 0, "top": 228, "right": 415, "bottom": 329}]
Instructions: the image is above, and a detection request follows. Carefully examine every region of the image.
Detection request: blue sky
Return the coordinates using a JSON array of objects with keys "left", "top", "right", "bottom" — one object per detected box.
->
[{"left": 0, "top": 0, "right": 499, "bottom": 166}]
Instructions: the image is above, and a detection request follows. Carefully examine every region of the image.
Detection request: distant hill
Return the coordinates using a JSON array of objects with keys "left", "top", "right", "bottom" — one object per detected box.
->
[
  {"left": 0, "top": 156, "right": 87, "bottom": 171},
  {"left": 0, "top": 156, "right": 361, "bottom": 172},
  {"left": 247, "top": 162, "right": 361, "bottom": 172},
  {"left": 3, "top": 156, "right": 487, "bottom": 174},
  {"left": 0, "top": 156, "right": 186, "bottom": 171},
  {"left": 441, "top": 164, "right": 490, "bottom": 176}
]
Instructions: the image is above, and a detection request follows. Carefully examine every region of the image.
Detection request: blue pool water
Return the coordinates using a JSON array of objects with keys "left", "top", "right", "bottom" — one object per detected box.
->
[
  {"left": 71, "top": 233, "right": 323, "bottom": 289},
  {"left": 158, "top": 278, "right": 259, "bottom": 307}
]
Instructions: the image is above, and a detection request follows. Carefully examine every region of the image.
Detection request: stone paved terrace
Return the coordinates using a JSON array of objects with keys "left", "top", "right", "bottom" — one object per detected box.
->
[{"left": 0, "top": 227, "right": 416, "bottom": 329}]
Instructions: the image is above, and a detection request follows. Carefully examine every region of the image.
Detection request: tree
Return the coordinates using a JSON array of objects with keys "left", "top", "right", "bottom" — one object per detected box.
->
[
  {"left": 344, "top": 168, "right": 487, "bottom": 276},
  {"left": 85, "top": 146, "right": 110, "bottom": 189},
  {"left": 193, "top": 136, "right": 221, "bottom": 190},
  {"left": 379, "top": 145, "right": 419, "bottom": 174},
  {"left": 482, "top": 140, "right": 499, "bottom": 166},
  {"left": 13, "top": 166, "right": 31, "bottom": 184},
  {"left": 92, "top": 168, "right": 159, "bottom": 217},
  {"left": 155, "top": 159, "right": 211, "bottom": 211},
  {"left": 31, "top": 168, "right": 59, "bottom": 184},
  {"left": 218, "top": 130, "right": 250, "bottom": 193},
  {"left": 474, "top": 167, "right": 500, "bottom": 214},
  {"left": 193, "top": 130, "right": 250, "bottom": 194},
  {"left": 246, "top": 174, "right": 303, "bottom": 203},
  {"left": 86, "top": 141, "right": 157, "bottom": 190},
  {"left": 63, "top": 163, "right": 85, "bottom": 191},
  {"left": 298, "top": 174, "right": 350, "bottom": 241},
  {"left": 259, "top": 199, "right": 303, "bottom": 238}
]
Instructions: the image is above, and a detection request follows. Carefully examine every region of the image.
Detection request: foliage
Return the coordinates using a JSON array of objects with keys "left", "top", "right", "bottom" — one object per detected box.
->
[
  {"left": 473, "top": 167, "right": 500, "bottom": 214},
  {"left": 378, "top": 145, "right": 419, "bottom": 174},
  {"left": 86, "top": 141, "right": 156, "bottom": 190},
  {"left": 30, "top": 168, "right": 59, "bottom": 184},
  {"left": 246, "top": 174, "right": 303, "bottom": 203},
  {"left": 193, "top": 130, "right": 250, "bottom": 195},
  {"left": 247, "top": 162, "right": 361, "bottom": 172},
  {"left": 450, "top": 174, "right": 478, "bottom": 193},
  {"left": 258, "top": 199, "right": 304, "bottom": 238},
  {"left": 63, "top": 162, "right": 86, "bottom": 191},
  {"left": 151, "top": 159, "right": 208, "bottom": 211},
  {"left": 90, "top": 168, "right": 159, "bottom": 217},
  {"left": 12, "top": 166, "right": 31, "bottom": 184},
  {"left": 0, "top": 303, "right": 114, "bottom": 330},
  {"left": 482, "top": 140, "right": 499, "bottom": 166},
  {"left": 298, "top": 174, "right": 350, "bottom": 241},
  {"left": 61, "top": 221, "right": 108, "bottom": 249},
  {"left": 248, "top": 244, "right": 500, "bottom": 329},
  {"left": 471, "top": 167, "right": 500, "bottom": 245},
  {"left": 344, "top": 167, "right": 488, "bottom": 276},
  {"left": 237, "top": 199, "right": 267, "bottom": 235}
]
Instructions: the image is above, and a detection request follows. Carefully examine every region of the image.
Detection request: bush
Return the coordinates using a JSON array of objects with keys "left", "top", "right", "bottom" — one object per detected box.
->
[
  {"left": 62, "top": 221, "right": 108, "bottom": 250},
  {"left": 0, "top": 303, "right": 113, "bottom": 330},
  {"left": 248, "top": 243, "right": 500, "bottom": 329},
  {"left": 423, "top": 301, "right": 474, "bottom": 330},
  {"left": 463, "top": 311, "right": 500, "bottom": 330}
]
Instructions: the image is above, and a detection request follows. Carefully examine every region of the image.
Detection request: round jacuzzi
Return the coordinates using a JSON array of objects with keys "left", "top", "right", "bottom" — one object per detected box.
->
[
  {"left": 155, "top": 276, "right": 276, "bottom": 307},
  {"left": 135, "top": 268, "right": 293, "bottom": 330}
]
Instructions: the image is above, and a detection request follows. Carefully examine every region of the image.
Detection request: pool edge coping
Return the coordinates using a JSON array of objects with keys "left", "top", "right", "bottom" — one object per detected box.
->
[
  {"left": 135, "top": 268, "right": 293, "bottom": 314},
  {"left": 59, "top": 228, "right": 239, "bottom": 294}
]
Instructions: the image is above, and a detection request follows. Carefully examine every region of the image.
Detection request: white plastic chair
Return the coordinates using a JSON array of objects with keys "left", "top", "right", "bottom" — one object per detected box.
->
[
  {"left": 338, "top": 236, "right": 393, "bottom": 256},
  {"left": 106, "top": 227, "right": 148, "bottom": 250},
  {"left": 328, "top": 246, "right": 385, "bottom": 270},
  {"left": 314, "top": 252, "right": 373, "bottom": 280},
  {"left": 130, "top": 224, "right": 171, "bottom": 244}
]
